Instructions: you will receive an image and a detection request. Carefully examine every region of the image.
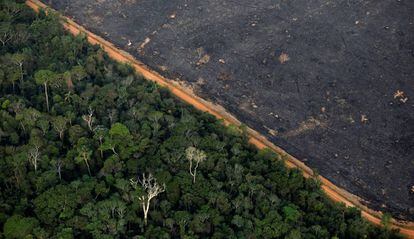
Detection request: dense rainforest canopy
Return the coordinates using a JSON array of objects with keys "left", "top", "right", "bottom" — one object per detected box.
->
[{"left": 0, "top": 1, "right": 403, "bottom": 238}]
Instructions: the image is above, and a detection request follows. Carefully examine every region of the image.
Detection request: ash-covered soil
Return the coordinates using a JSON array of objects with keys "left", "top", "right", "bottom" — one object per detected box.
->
[{"left": 43, "top": 0, "right": 414, "bottom": 220}]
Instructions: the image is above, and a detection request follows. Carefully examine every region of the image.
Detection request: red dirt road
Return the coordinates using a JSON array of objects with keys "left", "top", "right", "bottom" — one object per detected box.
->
[{"left": 25, "top": 0, "right": 414, "bottom": 237}]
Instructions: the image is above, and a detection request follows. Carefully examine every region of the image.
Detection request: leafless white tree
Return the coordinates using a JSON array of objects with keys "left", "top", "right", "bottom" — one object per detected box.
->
[
  {"left": 28, "top": 145, "right": 41, "bottom": 172},
  {"left": 82, "top": 107, "right": 95, "bottom": 131},
  {"left": 130, "top": 173, "right": 165, "bottom": 225},
  {"left": 0, "top": 27, "right": 13, "bottom": 47},
  {"left": 55, "top": 158, "right": 63, "bottom": 180},
  {"left": 185, "top": 146, "right": 207, "bottom": 183},
  {"left": 93, "top": 125, "right": 107, "bottom": 158},
  {"left": 12, "top": 53, "right": 25, "bottom": 83}
]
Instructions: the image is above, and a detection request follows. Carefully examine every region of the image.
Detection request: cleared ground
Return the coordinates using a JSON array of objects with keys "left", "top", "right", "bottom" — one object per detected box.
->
[{"left": 44, "top": 0, "right": 414, "bottom": 220}]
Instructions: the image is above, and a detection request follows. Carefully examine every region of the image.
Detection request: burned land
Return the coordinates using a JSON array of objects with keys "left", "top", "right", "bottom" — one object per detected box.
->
[{"left": 44, "top": 0, "right": 414, "bottom": 220}]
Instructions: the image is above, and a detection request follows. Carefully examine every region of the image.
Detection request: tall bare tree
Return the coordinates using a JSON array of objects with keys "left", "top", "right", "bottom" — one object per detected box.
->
[
  {"left": 55, "top": 158, "right": 63, "bottom": 180},
  {"left": 0, "top": 22, "right": 13, "bottom": 47},
  {"left": 130, "top": 173, "right": 165, "bottom": 225},
  {"left": 11, "top": 53, "right": 26, "bottom": 83},
  {"left": 93, "top": 125, "right": 107, "bottom": 158},
  {"left": 82, "top": 107, "right": 94, "bottom": 131},
  {"left": 28, "top": 143, "right": 41, "bottom": 172},
  {"left": 185, "top": 146, "right": 207, "bottom": 183},
  {"left": 28, "top": 146, "right": 40, "bottom": 171}
]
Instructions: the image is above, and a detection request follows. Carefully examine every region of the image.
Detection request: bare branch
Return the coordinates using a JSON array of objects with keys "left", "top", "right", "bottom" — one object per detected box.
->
[
  {"left": 130, "top": 173, "right": 165, "bottom": 225},
  {"left": 82, "top": 107, "right": 95, "bottom": 131},
  {"left": 186, "top": 147, "right": 207, "bottom": 183},
  {"left": 28, "top": 145, "right": 41, "bottom": 172}
]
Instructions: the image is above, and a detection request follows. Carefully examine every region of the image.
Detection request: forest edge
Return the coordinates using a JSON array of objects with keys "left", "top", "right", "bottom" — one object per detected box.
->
[{"left": 24, "top": 0, "right": 414, "bottom": 237}]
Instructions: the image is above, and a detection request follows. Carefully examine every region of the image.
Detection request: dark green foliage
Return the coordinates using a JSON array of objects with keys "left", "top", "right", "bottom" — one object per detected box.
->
[
  {"left": 3, "top": 215, "right": 39, "bottom": 239},
  {"left": 0, "top": 1, "right": 403, "bottom": 238}
]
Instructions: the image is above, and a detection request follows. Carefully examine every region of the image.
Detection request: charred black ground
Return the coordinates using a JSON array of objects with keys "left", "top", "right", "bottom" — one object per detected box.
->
[{"left": 43, "top": 0, "right": 414, "bottom": 220}]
